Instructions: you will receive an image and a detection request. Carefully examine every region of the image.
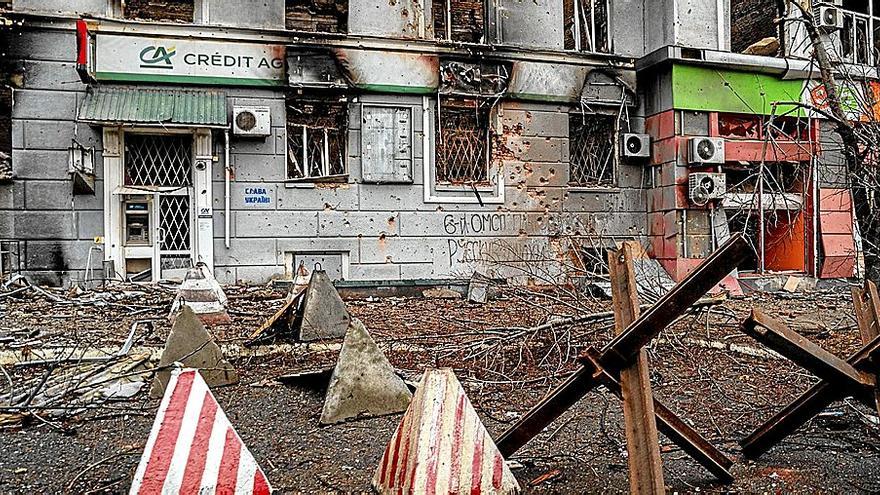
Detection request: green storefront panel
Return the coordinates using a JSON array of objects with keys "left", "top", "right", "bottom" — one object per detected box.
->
[{"left": 672, "top": 64, "right": 804, "bottom": 116}]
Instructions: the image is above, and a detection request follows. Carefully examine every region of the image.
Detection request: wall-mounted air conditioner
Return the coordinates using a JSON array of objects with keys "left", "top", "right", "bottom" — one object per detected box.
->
[
  {"left": 688, "top": 137, "right": 725, "bottom": 164},
  {"left": 688, "top": 172, "right": 727, "bottom": 206},
  {"left": 620, "top": 133, "right": 651, "bottom": 158},
  {"left": 813, "top": 4, "right": 843, "bottom": 32},
  {"left": 232, "top": 106, "right": 271, "bottom": 137}
]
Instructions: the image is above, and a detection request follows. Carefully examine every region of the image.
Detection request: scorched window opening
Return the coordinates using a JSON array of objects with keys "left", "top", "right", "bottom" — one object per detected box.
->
[
  {"left": 286, "top": 95, "right": 348, "bottom": 181},
  {"left": 568, "top": 112, "right": 616, "bottom": 187},
  {"left": 435, "top": 96, "right": 493, "bottom": 186}
]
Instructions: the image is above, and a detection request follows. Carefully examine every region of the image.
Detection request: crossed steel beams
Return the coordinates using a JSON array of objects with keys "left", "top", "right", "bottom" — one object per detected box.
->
[
  {"left": 740, "top": 289, "right": 880, "bottom": 458},
  {"left": 495, "top": 233, "right": 751, "bottom": 483}
]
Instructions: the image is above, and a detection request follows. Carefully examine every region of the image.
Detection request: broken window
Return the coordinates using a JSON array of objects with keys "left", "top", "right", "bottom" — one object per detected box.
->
[
  {"left": 0, "top": 84, "right": 11, "bottom": 183},
  {"left": 433, "top": 0, "right": 485, "bottom": 42},
  {"left": 123, "top": 0, "right": 195, "bottom": 23},
  {"left": 285, "top": 0, "right": 348, "bottom": 33},
  {"left": 730, "top": 0, "right": 783, "bottom": 55},
  {"left": 435, "top": 96, "right": 492, "bottom": 185},
  {"left": 569, "top": 113, "right": 615, "bottom": 187},
  {"left": 723, "top": 161, "right": 810, "bottom": 273},
  {"left": 827, "top": 2, "right": 880, "bottom": 65},
  {"left": 286, "top": 94, "right": 348, "bottom": 181},
  {"left": 563, "top": 0, "right": 609, "bottom": 53},
  {"left": 717, "top": 114, "right": 810, "bottom": 141}
]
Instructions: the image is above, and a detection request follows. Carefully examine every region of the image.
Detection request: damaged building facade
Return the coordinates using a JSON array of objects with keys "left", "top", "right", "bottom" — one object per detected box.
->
[{"left": 0, "top": 0, "right": 865, "bottom": 287}]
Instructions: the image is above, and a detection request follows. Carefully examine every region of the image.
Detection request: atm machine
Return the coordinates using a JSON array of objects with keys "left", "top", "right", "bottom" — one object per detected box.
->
[{"left": 122, "top": 195, "right": 154, "bottom": 280}]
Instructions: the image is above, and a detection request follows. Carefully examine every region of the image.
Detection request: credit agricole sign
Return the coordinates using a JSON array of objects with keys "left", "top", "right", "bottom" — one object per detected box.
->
[{"left": 94, "top": 34, "right": 286, "bottom": 86}]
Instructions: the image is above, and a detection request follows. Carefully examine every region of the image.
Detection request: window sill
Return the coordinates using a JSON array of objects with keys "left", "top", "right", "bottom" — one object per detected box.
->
[
  {"left": 568, "top": 186, "right": 620, "bottom": 193},
  {"left": 284, "top": 174, "right": 349, "bottom": 188},
  {"left": 435, "top": 184, "right": 494, "bottom": 193}
]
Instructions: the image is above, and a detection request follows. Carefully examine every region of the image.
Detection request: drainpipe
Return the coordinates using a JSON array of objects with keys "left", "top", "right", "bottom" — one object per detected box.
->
[{"left": 224, "top": 129, "right": 231, "bottom": 249}]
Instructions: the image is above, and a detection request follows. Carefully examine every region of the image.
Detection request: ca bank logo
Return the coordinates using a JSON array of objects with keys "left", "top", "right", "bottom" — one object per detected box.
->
[{"left": 139, "top": 45, "right": 176, "bottom": 69}]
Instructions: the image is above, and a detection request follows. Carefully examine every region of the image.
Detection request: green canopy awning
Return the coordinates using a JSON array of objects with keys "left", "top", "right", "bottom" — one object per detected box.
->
[{"left": 78, "top": 87, "right": 228, "bottom": 127}]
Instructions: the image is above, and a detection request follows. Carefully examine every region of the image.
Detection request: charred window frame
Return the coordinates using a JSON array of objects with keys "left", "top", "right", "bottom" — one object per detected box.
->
[
  {"left": 435, "top": 96, "right": 493, "bottom": 186},
  {"left": 563, "top": 0, "right": 610, "bottom": 53},
  {"left": 286, "top": 94, "right": 348, "bottom": 182},
  {"left": 568, "top": 112, "right": 617, "bottom": 188},
  {"left": 0, "top": 83, "right": 10, "bottom": 184},
  {"left": 122, "top": 0, "right": 196, "bottom": 23},
  {"left": 285, "top": 0, "right": 348, "bottom": 33},
  {"left": 433, "top": 0, "right": 486, "bottom": 43}
]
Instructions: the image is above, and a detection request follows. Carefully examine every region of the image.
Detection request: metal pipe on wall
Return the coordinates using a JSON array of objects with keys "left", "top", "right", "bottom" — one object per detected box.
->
[{"left": 224, "top": 129, "right": 231, "bottom": 249}]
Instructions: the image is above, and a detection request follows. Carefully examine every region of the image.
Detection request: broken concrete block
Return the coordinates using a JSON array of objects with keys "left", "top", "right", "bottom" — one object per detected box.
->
[
  {"left": 299, "top": 269, "right": 350, "bottom": 341},
  {"left": 290, "top": 262, "right": 312, "bottom": 299},
  {"left": 133, "top": 369, "right": 272, "bottom": 494},
  {"left": 320, "top": 318, "right": 412, "bottom": 424},
  {"left": 783, "top": 276, "right": 802, "bottom": 293},
  {"left": 150, "top": 306, "right": 238, "bottom": 398},
  {"left": 169, "top": 263, "right": 231, "bottom": 326},
  {"left": 468, "top": 272, "right": 490, "bottom": 304},
  {"left": 373, "top": 368, "right": 521, "bottom": 494}
]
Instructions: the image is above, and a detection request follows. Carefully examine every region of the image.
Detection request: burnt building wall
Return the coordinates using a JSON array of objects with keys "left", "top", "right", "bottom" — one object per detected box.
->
[{"left": 1, "top": 27, "right": 104, "bottom": 285}]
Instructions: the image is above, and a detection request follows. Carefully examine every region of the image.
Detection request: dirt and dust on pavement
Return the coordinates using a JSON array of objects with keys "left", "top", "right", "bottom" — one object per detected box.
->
[{"left": 0, "top": 275, "right": 879, "bottom": 494}]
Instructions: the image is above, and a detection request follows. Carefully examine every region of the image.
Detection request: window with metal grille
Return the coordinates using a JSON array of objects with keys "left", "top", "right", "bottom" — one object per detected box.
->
[
  {"left": 159, "top": 195, "right": 191, "bottom": 252},
  {"left": 435, "top": 97, "right": 492, "bottom": 185},
  {"left": 433, "top": 0, "right": 485, "bottom": 42},
  {"left": 569, "top": 113, "right": 616, "bottom": 187},
  {"left": 124, "top": 134, "right": 193, "bottom": 187},
  {"left": 563, "top": 0, "right": 610, "bottom": 53},
  {"left": 287, "top": 96, "right": 347, "bottom": 181}
]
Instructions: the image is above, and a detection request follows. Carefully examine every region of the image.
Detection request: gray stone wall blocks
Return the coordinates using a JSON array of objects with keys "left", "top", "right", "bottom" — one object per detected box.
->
[{"left": 2, "top": 12, "right": 722, "bottom": 286}]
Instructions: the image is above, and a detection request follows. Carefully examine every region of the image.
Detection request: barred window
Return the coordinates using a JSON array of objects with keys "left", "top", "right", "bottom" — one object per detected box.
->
[
  {"left": 433, "top": 0, "right": 485, "bottom": 42},
  {"left": 286, "top": 96, "right": 347, "bottom": 181},
  {"left": 569, "top": 113, "right": 616, "bottom": 187},
  {"left": 435, "top": 97, "right": 492, "bottom": 186},
  {"left": 563, "top": 0, "right": 610, "bottom": 53},
  {"left": 124, "top": 134, "right": 193, "bottom": 187}
]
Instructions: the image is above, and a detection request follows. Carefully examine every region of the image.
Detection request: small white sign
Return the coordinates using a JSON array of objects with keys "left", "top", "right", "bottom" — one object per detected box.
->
[{"left": 94, "top": 34, "right": 286, "bottom": 86}]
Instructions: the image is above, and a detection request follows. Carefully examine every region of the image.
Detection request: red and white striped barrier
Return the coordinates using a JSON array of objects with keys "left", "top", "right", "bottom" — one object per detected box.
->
[
  {"left": 131, "top": 369, "right": 272, "bottom": 494},
  {"left": 373, "top": 368, "right": 520, "bottom": 494}
]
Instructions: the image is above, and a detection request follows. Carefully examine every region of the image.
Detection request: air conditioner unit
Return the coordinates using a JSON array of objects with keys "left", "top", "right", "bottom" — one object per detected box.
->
[
  {"left": 688, "top": 172, "right": 727, "bottom": 206},
  {"left": 688, "top": 137, "right": 725, "bottom": 164},
  {"left": 232, "top": 106, "right": 271, "bottom": 137},
  {"left": 620, "top": 133, "right": 651, "bottom": 158},
  {"left": 813, "top": 4, "right": 842, "bottom": 31}
]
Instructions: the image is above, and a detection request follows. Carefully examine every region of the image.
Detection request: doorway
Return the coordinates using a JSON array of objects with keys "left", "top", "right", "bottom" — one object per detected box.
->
[{"left": 120, "top": 132, "right": 195, "bottom": 281}]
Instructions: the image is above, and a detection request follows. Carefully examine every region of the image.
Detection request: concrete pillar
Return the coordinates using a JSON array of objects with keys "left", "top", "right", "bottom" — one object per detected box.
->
[{"left": 643, "top": 0, "right": 730, "bottom": 53}]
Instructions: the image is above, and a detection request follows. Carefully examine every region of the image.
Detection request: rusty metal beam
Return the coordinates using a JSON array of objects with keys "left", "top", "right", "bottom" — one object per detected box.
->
[
  {"left": 741, "top": 332, "right": 880, "bottom": 458},
  {"left": 742, "top": 310, "right": 874, "bottom": 388},
  {"left": 608, "top": 242, "right": 665, "bottom": 494},
  {"left": 496, "top": 234, "right": 749, "bottom": 464},
  {"left": 597, "top": 234, "right": 750, "bottom": 371},
  {"left": 853, "top": 282, "right": 880, "bottom": 415}
]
